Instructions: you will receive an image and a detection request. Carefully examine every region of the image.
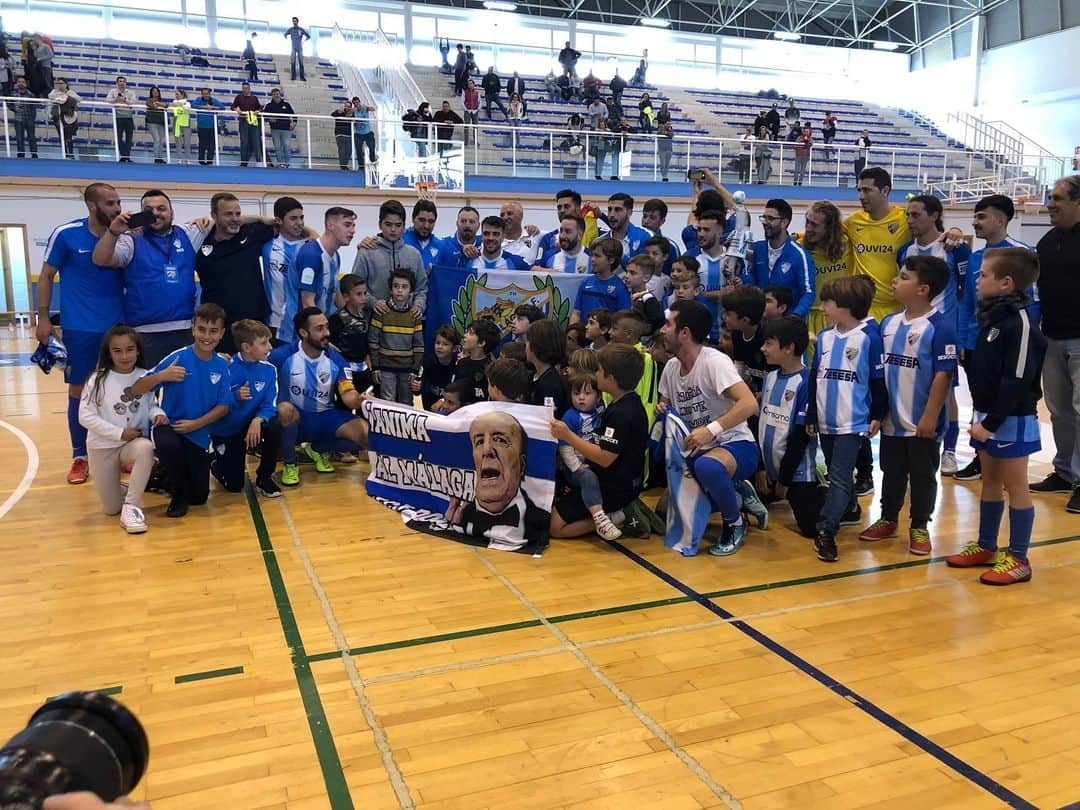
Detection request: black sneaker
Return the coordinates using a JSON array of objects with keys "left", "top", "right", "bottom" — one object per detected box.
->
[
  {"left": 954, "top": 457, "right": 982, "bottom": 481},
  {"left": 1068, "top": 487, "right": 1080, "bottom": 514},
  {"left": 166, "top": 497, "right": 188, "bottom": 518},
  {"left": 814, "top": 531, "right": 839, "bottom": 562},
  {"left": 854, "top": 476, "right": 874, "bottom": 496},
  {"left": 839, "top": 502, "right": 862, "bottom": 526},
  {"left": 620, "top": 501, "right": 652, "bottom": 538},
  {"left": 255, "top": 477, "right": 282, "bottom": 498},
  {"left": 1030, "top": 471, "right": 1073, "bottom": 493}
]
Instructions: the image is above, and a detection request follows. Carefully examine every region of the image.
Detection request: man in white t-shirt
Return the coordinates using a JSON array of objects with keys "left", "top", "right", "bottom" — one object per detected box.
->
[{"left": 658, "top": 299, "right": 760, "bottom": 555}]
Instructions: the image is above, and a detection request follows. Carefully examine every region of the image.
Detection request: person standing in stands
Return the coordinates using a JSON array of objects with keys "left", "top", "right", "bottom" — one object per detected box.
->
[
  {"left": 351, "top": 96, "right": 378, "bottom": 170},
  {"left": 263, "top": 88, "right": 296, "bottom": 168},
  {"left": 506, "top": 71, "right": 527, "bottom": 118},
  {"left": 242, "top": 33, "right": 259, "bottom": 83},
  {"left": 47, "top": 77, "right": 79, "bottom": 159},
  {"left": 481, "top": 67, "right": 507, "bottom": 121},
  {"left": 11, "top": 75, "right": 39, "bottom": 159},
  {"left": 169, "top": 89, "right": 193, "bottom": 165},
  {"left": 558, "top": 40, "right": 581, "bottom": 78},
  {"left": 854, "top": 129, "right": 872, "bottom": 176},
  {"left": 231, "top": 82, "right": 262, "bottom": 167},
  {"left": 461, "top": 79, "right": 480, "bottom": 146},
  {"left": 764, "top": 103, "right": 781, "bottom": 141},
  {"left": 31, "top": 34, "right": 53, "bottom": 94},
  {"left": 191, "top": 87, "right": 226, "bottom": 165},
  {"left": 144, "top": 85, "right": 167, "bottom": 164},
  {"left": 452, "top": 43, "right": 468, "bottom": 95},
  {"left": 331, "top": 99, "right": 356, "bottom": 170},
  {"left": 432, "top": 100, "right": 462, "bottom": 154},
  {"left": 284, "top": 17, "right": 310, "bottom": 81},
  {"left": 106, "top": 76, "right": 136, "bottom": 163}
]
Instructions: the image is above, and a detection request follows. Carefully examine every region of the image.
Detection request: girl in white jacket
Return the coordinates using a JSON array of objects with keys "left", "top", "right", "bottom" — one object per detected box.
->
[{"left": 79, "top": 325, "right": 167, "bottom": 533}]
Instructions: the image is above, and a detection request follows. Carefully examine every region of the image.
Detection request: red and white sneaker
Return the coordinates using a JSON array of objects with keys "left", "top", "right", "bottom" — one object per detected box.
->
[
  {"left": 979, "top": 552, "right": 1032, "bottom": 586},
  {"left": 908, "top": 527, "right": 932, "bottom": 556},
  {"left": 945, "top": 541, "right": 998, "bottom": 568},
  {"left": 858, "top": 518, "right": 897, "bottom": 542},
  {"left": 67, "top": 457, "right": 89, "bottom": 485}
]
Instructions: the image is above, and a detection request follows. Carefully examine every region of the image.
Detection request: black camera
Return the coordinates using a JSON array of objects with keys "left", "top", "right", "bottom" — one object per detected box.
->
[
  {"left": 686, "top": 168, "right": 707, "bottom": 182},
  {"left": 0, "top": 691, "right": 149, "bottom": 810}
]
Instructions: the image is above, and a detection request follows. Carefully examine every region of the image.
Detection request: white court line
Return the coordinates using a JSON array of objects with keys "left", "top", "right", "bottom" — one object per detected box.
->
[
  {"left": 0, "top": 420, "right": 39, "bottom": 521},
  {"left": 275, "top": 498, "right": 416, "bottom": 810}
]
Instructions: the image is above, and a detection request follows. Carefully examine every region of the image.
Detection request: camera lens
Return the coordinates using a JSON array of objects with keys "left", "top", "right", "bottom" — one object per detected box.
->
[{"left": 0, "top": 691, "right": 149, "bottom": 810}]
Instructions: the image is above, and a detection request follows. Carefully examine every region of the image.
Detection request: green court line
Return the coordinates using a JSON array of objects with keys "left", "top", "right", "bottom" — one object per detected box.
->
[
  {"left": 303, "top": 534, "right": 1080, "bottom": 664},
  {"left": 244, "top": 483, "right": 354, "bottom": 810},
  {"left": 174, "top": 666, "right": 244, "bottom": 684}
]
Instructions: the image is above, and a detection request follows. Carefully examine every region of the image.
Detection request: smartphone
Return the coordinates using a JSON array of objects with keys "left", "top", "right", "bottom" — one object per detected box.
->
[
  {"left": 686, "top": 168, "right": 707, "bottom": 182},
  {"left": 125, "top": 209, "right": 157, "bottom": 230}
]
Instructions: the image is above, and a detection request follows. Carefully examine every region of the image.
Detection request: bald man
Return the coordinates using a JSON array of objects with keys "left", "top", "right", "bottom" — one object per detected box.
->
[{"left": 500, "top": 201, "right": 541, "bottom": 264}]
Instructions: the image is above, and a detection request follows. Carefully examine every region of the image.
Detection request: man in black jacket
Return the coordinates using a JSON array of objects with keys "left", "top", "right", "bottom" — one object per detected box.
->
[
  {"left": 432, "top": 101, "right": 463, "bottom": 153},
  {"left": 481, "top": 67, "right": 508, "bottom": 120},
  {"left": 506, "top": 71, "right": 527, "bottom": 117},
  {"left": 609, "top": 71, "right": 627, "bottom": 115},
  {"left": 558, "top": 41, "right": 581, "bottom": 77}
]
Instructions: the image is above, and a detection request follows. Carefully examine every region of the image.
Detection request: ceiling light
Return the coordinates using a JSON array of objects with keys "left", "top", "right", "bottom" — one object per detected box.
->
[
  {"left": 872, "top": 41, "right": 900, "bottom": 50},
  {"left": 483, "top": 1, "right": 517, "bottom": 11},
  {"left": 640, "top": 17, "right": 671, "bottom": 28},
  {"left": 773, "top": 31, "right": 802, "bottom": 41}
]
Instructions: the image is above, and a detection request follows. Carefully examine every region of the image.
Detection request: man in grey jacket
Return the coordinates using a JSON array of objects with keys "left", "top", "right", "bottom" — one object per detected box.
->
[{"left": 352, "top": 200, "right": 426, "bottom": 317}]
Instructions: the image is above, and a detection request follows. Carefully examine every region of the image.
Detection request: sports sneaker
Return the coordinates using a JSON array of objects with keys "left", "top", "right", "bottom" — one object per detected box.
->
[
  {"left": 709, "top": 519, "right": 747, "bottom": 556},
  {"left": 255, "top": 477, "right": 282, "bottom": 498},
  {"left": 979, "top": 552, "right": 1032, "bottom": 586},
  {"left": 944, "top": 541, "right": 998, "bottom": 568},
  {"left": 1029, "top": 471, "right": 1072, "bottom": 493},
  {"left": 940, "top": 451, "right": 958, "bottom": 476},
  {"left": 281, "top": 463, "right": 300, "bottom": 487},
  {"left": 620, "top": 500, "right": 653, "bottom": 538},
  {"left": 908, "top": 527, "right": 932, "bottom": 556},
  {"left": 839, "top": 502, "right": 862, "bottom": 526},
  {"left": 166, "top": 497, "right": 188, "bottom": 518},
  {"left": 1067, "top": 487, "right": 1080, "bottom": 514},
  {"left": 67, "top": 457, "right": 89, "bottom": 485},
  {"left": 858, "top": 518, "right": 898, "bottom": 541},
  {"left": 736, "top": 480, "right": 769, "bottom": 529},
  {"left": 854, "top": 476, "right": 874, "bottom": 496},
  {"left": 954, "top": 457, "right": 981, "bottom": 481},
  {"left": 814, "top": 531, "right": 839, "bottom": 562},
  {"left": 120, "top": 503, "right": 148, "bottom": 534},
  {"left": 303, "top": 444, "right": 335, "bottom": 473},
  {"left": 593, "top": 511, "right": 622, "bottom": 541}
]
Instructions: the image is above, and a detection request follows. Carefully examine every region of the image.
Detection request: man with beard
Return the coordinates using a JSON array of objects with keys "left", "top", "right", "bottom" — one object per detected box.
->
[
  {"left": 262, "top": 196, "right": 308, "bottom": 341},
  {"left": 444, "top": 410, "right": 548, "bottom": 551},
  {"left": 468, "top": 217, "right": 530, "bottom": 271},
  {"left": 402, "top": 199, "right": 444, "bottom": 269},
  {"left": 605, "top": 192, "right": 650, "bottom": 271},
  {"left": 434, "top": 206, "right": 484, "bottom": 268},
  {"left": 280, "top": 207, "right": 357, "bottom": 344},
  {"left": 694, "top": 210, "right": 730, "bottom": 344},
  {"left": 37, "top": 182, "right": 126, "bottom": 484},
  {"left": 534, "top": 214, "right": 589, "bottom": 274},
  {"left": 271, "top": 307, "right": 369, "bottom": 485},
  {"left": 500, "top": 201, "right": 540, "bottom": 264},
  {"left": 742, "top": 198, "right": 816, "bottom": 319},
  {"left": 93, "top": 188, "right": 207, "bottom": 367},
  {"left": 536, "top": 188, "right": 582, "bottom": 257}
]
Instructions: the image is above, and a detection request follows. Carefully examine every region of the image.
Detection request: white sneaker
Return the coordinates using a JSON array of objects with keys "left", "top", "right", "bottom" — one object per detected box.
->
[
  {"left": 594, "top": 512, "right": 623, "bottom": 541},
  {"left": 120, "top": 504, "right": 148, "bottom": 534},
  {"left": 941, "top": 451, "right": 958, "bottom": 477}
]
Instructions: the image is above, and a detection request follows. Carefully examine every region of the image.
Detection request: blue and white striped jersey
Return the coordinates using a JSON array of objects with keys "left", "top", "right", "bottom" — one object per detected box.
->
[
  {"left": 811, "top": 321, "right": 884, "bottom": 435},
  {"left": 698, "top": 251, "right": 725, "bottom": 343},
  {"left": 880, "top": 310, "right": 957, "bottom": 438},
  {"left": 897, "top": 239, "right": 960, "bottom": 324},
  {"left": 539, "top": 249, "right": 590, "bottom": 274},
  {"left": 467, "top": 251, "right": 530, "bottom": 271},
  {"left": 262, "top": 236, "right": 306, "bottom": 330},
  {"left": 759, "top": 367, "right": 816, "bottom": 484},
  {"left": 271, "top": 344, "right": 352, "bottom": 414}
]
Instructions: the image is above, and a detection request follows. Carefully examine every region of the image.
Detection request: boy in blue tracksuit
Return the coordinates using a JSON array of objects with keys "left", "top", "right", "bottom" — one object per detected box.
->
[
  {"left": 210, "top": 319, "right": 283, "bottom": 498},
  {"left": 946, "top": 247, "right": 1046, "bottom": 586},
  {"left": 745, "top": 199, "right": 816, "bottom": 319}
]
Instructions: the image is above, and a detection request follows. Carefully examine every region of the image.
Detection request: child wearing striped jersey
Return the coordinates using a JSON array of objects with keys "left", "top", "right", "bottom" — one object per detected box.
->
[
  {"left": 806, "top": 277, "right": 887, "bottom": 562},
  {"left": 759, "top": 316, "right": 821, "bottom": 538},
  {"left": 859, "top": 256, "right": 956, "bottom": 555}
]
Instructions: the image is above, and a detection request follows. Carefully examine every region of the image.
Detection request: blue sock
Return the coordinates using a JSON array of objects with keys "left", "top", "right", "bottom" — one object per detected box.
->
[
  {"left": 68, "top": 395, "right": 87, "bottom": 459},
  {"left": 944, "top": 420, "right": 959, "bottom": 453},
  {"left": 693, "top": 456, "right": 740, "bottom": 524},
  {"left": 281, "top": 421, "right": 300, "bottom": 463},
  {"left": 977, "top": 499, "right": 1004, "bottom": 551},
  {"left": 1007, "top": 506, "right": 1035, "bottom": 562}
]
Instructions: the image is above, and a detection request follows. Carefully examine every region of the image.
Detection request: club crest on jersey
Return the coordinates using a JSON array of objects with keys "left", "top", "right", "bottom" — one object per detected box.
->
[
  {"left": 200, "top": 244, "right": 213, "bottom": 256},
  {"left": 210, "top": 372, "right": 222, "bottom": 384},
  {"left": 907, "top": 331, "right": 921, "bottom": 345},
  {"left": 845, "top": 346, "right": 859, "bottom": 361},
  {"left": 784, "top": 389, "right": 795, "bottom": 401},
  {"left": 780, "top": 261, "right": 791, "bottom": 274},
  {"left": 173, "top": 238, "right": 184, "bottom": 251},
  {"left": 254, "top": 381, "right": 266, "bottom": 392},
  {"left": 987, "top": 328, "right": 1000, "bottom": 342},
  {"left": 888, "top": 223, "right": 899, "bottom": 234},
  {"left": 317, "top": 370, "right": 331, "bottom": 384}
]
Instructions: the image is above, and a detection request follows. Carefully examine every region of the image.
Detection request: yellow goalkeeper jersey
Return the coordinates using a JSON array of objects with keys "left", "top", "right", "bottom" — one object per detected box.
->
[{"left": 843, "top": 205, "right": 910, "bottom": 316}]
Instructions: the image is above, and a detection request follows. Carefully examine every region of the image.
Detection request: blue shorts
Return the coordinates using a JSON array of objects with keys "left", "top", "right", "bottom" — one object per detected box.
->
[
  {"left": 62, "top": 329, "right": 106, "bottom": 386},
  {"left": 972, "top": 437, "right": 1041, "bottom": 459},
  {"left": 297, "top": 408, "right": 359, "bottom": 449},
  {"left": 719, "top": 439, "right": 761, "bottom": 482}
]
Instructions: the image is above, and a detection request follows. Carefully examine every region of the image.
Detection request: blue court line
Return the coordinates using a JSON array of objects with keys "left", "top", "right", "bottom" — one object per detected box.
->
[{"left": 607, "top": 539, "right": 1039, "bottom": 810}]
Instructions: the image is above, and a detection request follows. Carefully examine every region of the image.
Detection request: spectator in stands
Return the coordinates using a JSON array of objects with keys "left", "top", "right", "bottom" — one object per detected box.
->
[
  {"left": 821, "top": 110, "right": 838, "bottom": 160},
  {"left": 582, "top": 70, "right": 601, "bottom": 102},
  {"left": 609, "top": 70, "right": 627, "bottom": 114},
  {"left": 507, "top": 71, "right": 527, "bottom": 117},
  {"left": 854, "top": 129, "right": 872, "bottom": 176},
  {"left": 481, "top": 67, "right": 507, "bottom": 121},
  {"left": 753, "top": 109, "right": 768, "bottom": 138},
  {"left": 630, "top": 55, "right": 648, "bottom": 88},
  {"left": 284, "top": 17, "right": 310, "bottom": 81},
  {"left": 48, "top": 77, "right": 79, "bottom": 159},
  {"left": 556, "top": 71, "right": 574, "bottom": 102},
  {"left": 793, "top": 123, "right": 813, "bottom": 186},
  {"left": 784, "top": 98, "right": 799, "bottom": 124},
  {"left": 243, "top": 34, "right": 259, "bottom": 82},
  {"left": 263, "top": 88, "right": 296, "bottom": 168},
  {"left": 465, "top": 46, "right": 478, "bottom": 75},
  {"left": 638, "top": 92, "right": 654, "bottom": 133},
  {"left": 432, "top": 100, "right": 463, "bottom": 154},
  {"left": 558, "top": 40, "right": 581, "bottom": 77},
  {"left": 231, "top": 81, "right": 263, "bottom": 167},
  {"left": 508, "top": 93, "right": 524, "bottom": 133},
  {"left": 143, "top": 85, "right": 167, "bottom": 163},
  {"left": 785, "top": 119, "right": 802, "bottom": 141},
  {"left": 31, "top": 34, "right": 53, "bottom": 94},
  {"left": 738, "top": 124, "right": 755, "bottom": 183},
  {"left": 332, "top": 99, "right": 356, "bottom": 170},
  {"left": 350, "top": 96, "right": 377, "bottom": 169},
  {"left": 657, "top": 120, "right": 673, "bottom": 182},
  {"left": 461, "top": 79, "right": 480, "bottom": 145},
  {"left": 754, "top": 125, "right": 773, "bottom": 184},
  {"left": 0, "top": 40, "right": 15, "bottom": 96},
  {"left": 559, "top": 113, "right": 584, "bottom": 161},
  {"left": 544, "top": 69, "right": 559, "bottom": 102},
  {"left": 413, "top": 101, "right": 434, "bottom": 156},
  {"left": 439, "top": 38, "right": 452, "bottom": 73},
  {"left": 656, "top": 101, "right": 671, "bottom": 127},
  {"left": 765, "top": 103, "right": 781, "bottom": 140},
  {"left": 106, "top": 76, "right": 136, "bottom": 162},
  {"left": 170, "top": 89, "right": 193, "bottom": 165},
  {"left": 192, "top": 87, "right": 226, "bottom": 165},
  {"left": 452, "top": 44, "right": 468, "bottom": 94},
  {"left": 586, "top": 96, "right": 606, "bottom": 130},
  {"left": 593, "top": 119, "right": 613, "bottom": 181},
  {"left": 11, "top": 75, "right": 38, "bottom": 158}
]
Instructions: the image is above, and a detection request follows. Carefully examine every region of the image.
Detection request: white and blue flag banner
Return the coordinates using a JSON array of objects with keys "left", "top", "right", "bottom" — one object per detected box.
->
[
  {"left": 361, "top": 398, "right": 557, "bottom": 555},
  {"left": 663, "top": 411, "right": 713, "bottom": 557},
  {"left": 425, "top": 267, "right": 587, "bottom": 352}
]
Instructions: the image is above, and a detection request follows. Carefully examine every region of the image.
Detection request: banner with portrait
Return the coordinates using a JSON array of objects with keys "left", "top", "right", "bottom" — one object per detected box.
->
[
  {"left": 361, "top": 398, "right": 557, "bottom": 555},
  {"left": 424, "top": 266, "right": 587, "bottom": 352}
]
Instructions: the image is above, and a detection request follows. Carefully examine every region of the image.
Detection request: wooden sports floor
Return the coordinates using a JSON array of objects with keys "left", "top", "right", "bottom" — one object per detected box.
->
[{"left": 2, "top": 336, "right": 1078, "bottom": 810}]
